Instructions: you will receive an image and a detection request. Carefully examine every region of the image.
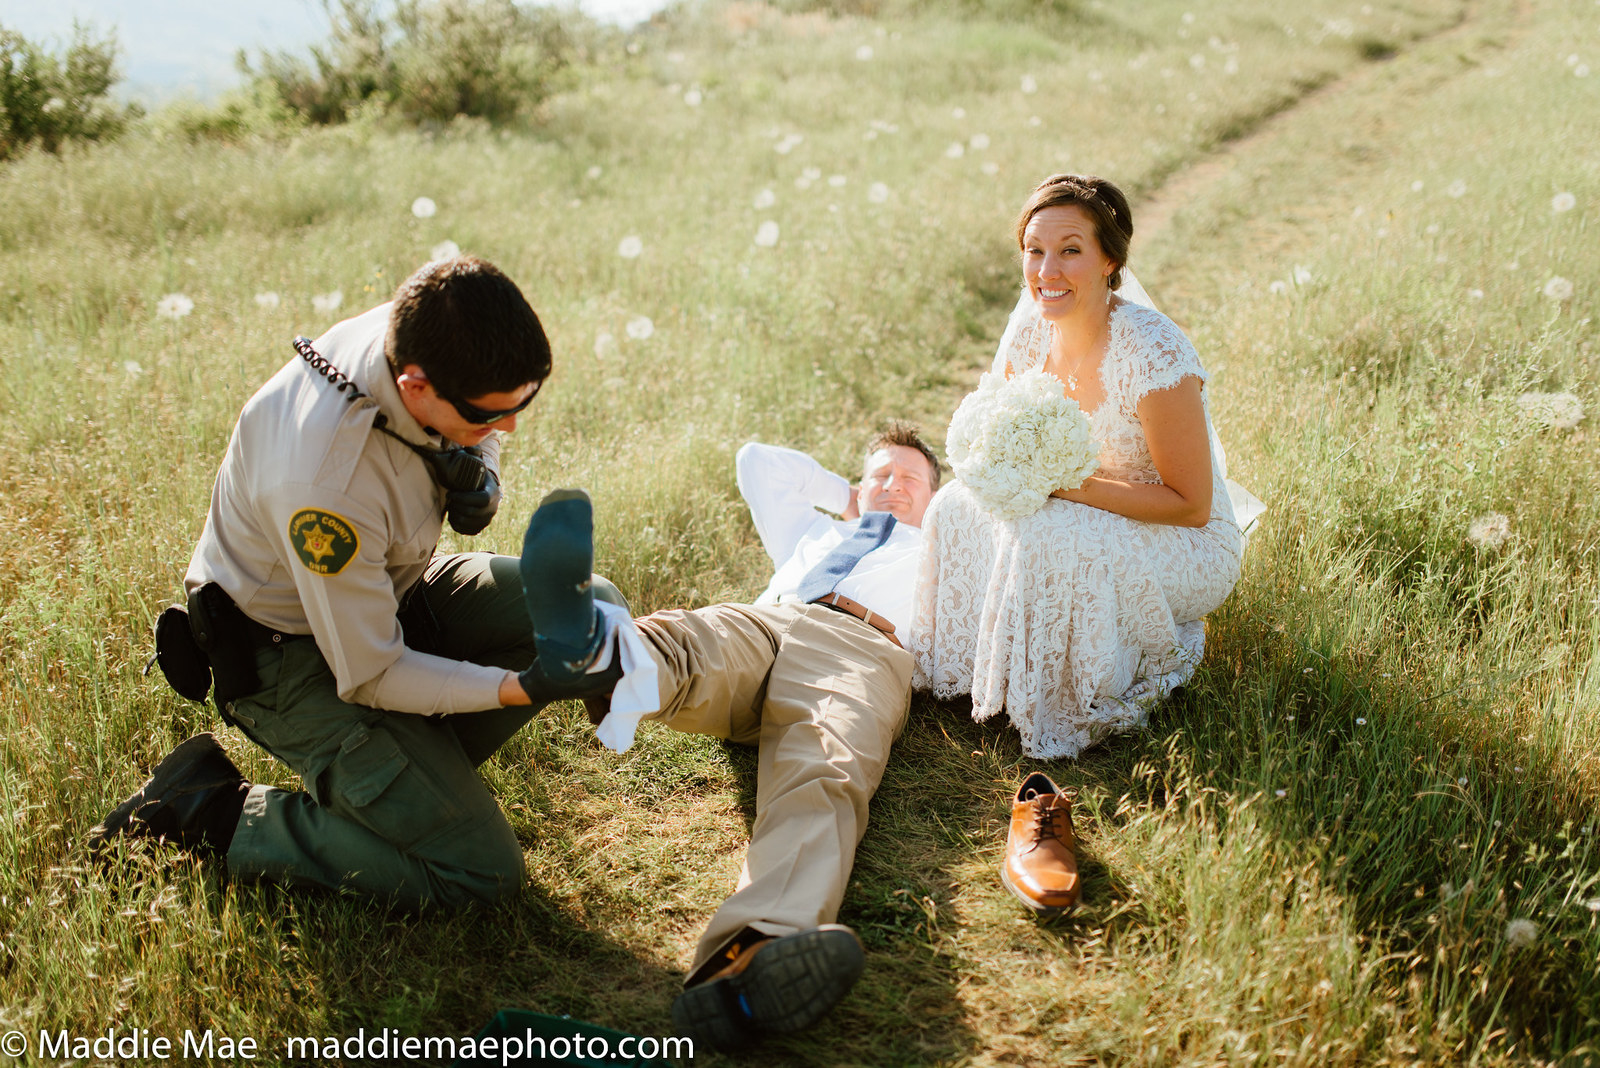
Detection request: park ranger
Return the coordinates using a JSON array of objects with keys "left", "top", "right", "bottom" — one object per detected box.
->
[{"left": 92, "top": 255, "right": 620, "bottom": 909}]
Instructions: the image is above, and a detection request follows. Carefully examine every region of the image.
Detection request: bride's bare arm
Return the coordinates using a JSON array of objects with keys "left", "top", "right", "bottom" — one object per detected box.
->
[{"left": 1050, "top": 376, "right": 1213, "bottom": 526}]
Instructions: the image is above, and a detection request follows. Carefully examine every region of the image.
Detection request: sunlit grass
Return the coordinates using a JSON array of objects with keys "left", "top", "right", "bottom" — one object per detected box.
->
[{"left": 5, "top": 0, "right": 1600, "bottom": 1063}]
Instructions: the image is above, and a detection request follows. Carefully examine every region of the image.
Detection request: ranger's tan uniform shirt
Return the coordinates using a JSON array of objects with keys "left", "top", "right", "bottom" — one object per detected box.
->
[{"left": 185, "top": 304, "right": 507, "bottom": 714}]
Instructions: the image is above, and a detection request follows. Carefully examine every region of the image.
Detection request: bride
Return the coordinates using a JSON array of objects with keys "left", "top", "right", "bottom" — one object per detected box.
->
[{"left": 910, "top": 172, "right": 1244, "bottom": 767}]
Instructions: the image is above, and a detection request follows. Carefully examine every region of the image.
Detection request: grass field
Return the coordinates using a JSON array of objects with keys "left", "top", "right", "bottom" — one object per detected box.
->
[{"left": 2, "top": 0, "right": 1598, "bottom": 1063}]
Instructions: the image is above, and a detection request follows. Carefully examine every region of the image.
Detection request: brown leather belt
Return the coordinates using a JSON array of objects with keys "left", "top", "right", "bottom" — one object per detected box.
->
[{"left": 809, "top": 592, "right": 902, "bottom": 648}]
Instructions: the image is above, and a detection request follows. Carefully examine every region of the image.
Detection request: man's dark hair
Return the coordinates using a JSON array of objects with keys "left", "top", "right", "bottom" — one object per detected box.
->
[
  {"left": 867, "top": 420, "right": 941, "bottom": 489},
  {"left": 385, "top": 256, "right": 550, "bottom": 401}
]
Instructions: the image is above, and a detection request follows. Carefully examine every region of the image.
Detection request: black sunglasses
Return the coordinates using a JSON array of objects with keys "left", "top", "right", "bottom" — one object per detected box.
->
[{"left": 440, "top": 379, "right": 542, "bottom": 424}]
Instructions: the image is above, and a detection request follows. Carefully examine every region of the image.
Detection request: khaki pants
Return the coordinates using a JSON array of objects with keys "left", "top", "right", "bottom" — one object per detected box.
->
[
  {"left": 225, "top": 552, "right": 622, "bottom": 911},
  {"left": 634, "top": 602, "right": 914, "bottom": 976}
]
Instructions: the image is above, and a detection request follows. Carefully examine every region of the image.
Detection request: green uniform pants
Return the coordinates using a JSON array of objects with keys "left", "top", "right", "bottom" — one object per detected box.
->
[{"left": 223, "top": 552, "right": 621, "bottom": 910}]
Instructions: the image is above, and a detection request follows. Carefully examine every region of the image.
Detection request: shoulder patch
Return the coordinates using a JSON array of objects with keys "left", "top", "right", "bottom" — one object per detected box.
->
[{"left": 288, "top": 509, "right": 360, "bottom": 576}]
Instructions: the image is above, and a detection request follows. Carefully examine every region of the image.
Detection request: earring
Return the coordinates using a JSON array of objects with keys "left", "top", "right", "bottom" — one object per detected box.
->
[{"left": 1105, "top": 283, "right": 1112, "bottom": 305}]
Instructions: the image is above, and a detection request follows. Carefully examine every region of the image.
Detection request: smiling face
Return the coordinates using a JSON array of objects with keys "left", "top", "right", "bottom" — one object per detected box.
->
[
  {"left": 857, "top": 445, "right": 937, "bottom": 528},
  {"left": 1021, "top": 204, "right": 1118, "bottom": 324}
]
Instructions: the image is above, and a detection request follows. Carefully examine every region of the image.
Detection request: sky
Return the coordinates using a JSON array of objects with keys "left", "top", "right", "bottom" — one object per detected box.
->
[{"left": 0, "top": 0, "right": 672, "bottom": 101}]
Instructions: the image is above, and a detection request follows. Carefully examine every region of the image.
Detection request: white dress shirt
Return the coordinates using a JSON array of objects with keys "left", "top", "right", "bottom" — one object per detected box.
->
[{"left": 735, "top": 442, "right": 923, "bottom": 636}]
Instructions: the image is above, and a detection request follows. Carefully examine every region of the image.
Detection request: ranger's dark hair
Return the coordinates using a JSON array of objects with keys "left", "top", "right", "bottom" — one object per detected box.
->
[
  {"left": 867, "top": 421, "right": 941, "bottom": 490},
  {"left": 386, "top": 256, "right": 550, "bottom": 401}
]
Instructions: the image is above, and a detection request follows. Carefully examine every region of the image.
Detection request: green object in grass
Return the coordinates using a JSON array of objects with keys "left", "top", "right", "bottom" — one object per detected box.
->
[{"left": 454, "top": 1010, "right": 678, "bottom": 1068}]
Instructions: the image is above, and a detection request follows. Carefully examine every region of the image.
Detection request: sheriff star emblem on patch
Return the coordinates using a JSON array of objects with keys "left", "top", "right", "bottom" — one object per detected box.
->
[{"left": 288, "top": 509, "right": 359, "bottom": 575}]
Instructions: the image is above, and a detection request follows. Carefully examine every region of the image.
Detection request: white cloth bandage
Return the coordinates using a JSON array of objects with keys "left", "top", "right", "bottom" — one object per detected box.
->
[{"left": 589, "top": 600, "right": 660, "bottom": 752}]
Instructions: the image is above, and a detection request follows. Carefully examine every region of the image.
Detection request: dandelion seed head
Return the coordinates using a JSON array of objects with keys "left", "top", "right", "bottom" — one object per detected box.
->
[
  {"left": 586, "top": 165, "right": 603, "bottom": 180},
  {"left": 1457, "top": 776, "right": 1469, "bottom": 786},
  {"left": 1517, "top": 391, "right": 1584, "bottom": 430},
  {"left": 1020, "top": 74, "right": 1038, "bottom": 94},
  {"left": 156, "top": 293, "right": 194, "bottom": 320},
  {"left": 944, "top": 142, "right": 965, "bottom": 159},
  {"left": 1551, "top": 191, "right": 1576, "bottom": 213},
  {"left": 625, "top": 315, "right": 654, "bottom": 340},
  {"left": 1190, "top": 53, "right": 1206, "bottom": 69},
  {"left": 1411, "top": 179, "right": 1425, "bottom": 192},
  {"left": 618, "top": 235, "right": 644, "bottom": 259},
  {"left": 1587, "top": 899, "right": 1600, "bottom": 912},
  {"left": 1224, "top": 56, "right": 1239, "bottom": 74},
  {"left": 753, "top": 220, "right": 780, "bottom": 248},
  {"left": 1269, "top": 280, "right": 1288, "bottom": 295},
  {"left": 1505, "top": 918, "right": 1538, "bottom": 948},
  {"left": 981, "top": 161, "right": 1000, "bottom": 176},
  {"left": 1275, "top": 789, "right": 1287, "bottom": 798},
  {"left": 594, "top": 331, "right": 616, "bottom": 357},
  {"left": 311, "top": 291, "right": 342, "bottom": 315},
  {"left": 802, "top": 166, "right": 821, "bottom": 181},
  {"left": 1447, "top": 178, "right": 1468, "bottom": 198},
  {"left": 827, "top": 174, "right": 847, "bottom": 187},
  {"left": 410, "top": 196, "right": 437, "bottom": 219},
  {"left": 1293, "top": 265, "right": 1314, "bottom": 285},
  {"left": 855, "top": 44, "right": 874, "bottom": 60},
  {"left": 867, "top": 181, "right": 890, "bottom": 204},
  {"left": 1468, "top": 288, "right": 1485, "bottom": 300},
  {"left": 430, "top": 239, "right": 460, "bottom": 261},
  {"left": 1543, "top": 275, "right": 1575, "bottom": 301},
  {"left": 753, "top": 188, "right": 776, "bottom": 209},
  {"left": 123, "top": 360, "right": 144, "bottom": 375},
  {"left": 1467, "top": 512, "right": 1511, "bottom": 549},
  {"left": 969, "top": 133, "right": 991, "bottom": 150},
  {"left": 951, "top": 106, "right": 966, "bottom": 119},
  {"left": 1577, "top": 64, "right": 1591, "bottom": 78},
  {"left": 683, "top": 88, "right": 703, "bottom": 107},
  {"left": 253, "top": 291, "right": 281, "bottom": 310},
  {"left": 1028, "top": 115, "right": 1042, "bottom": 127}
]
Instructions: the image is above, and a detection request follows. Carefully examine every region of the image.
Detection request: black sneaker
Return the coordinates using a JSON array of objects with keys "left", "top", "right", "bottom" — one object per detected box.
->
[
  {"left": 89, "top": 733, "right": 248, "bottom": 856},
  {"left": 671, "top": 925, "right": 865, "bottom": 1051}
]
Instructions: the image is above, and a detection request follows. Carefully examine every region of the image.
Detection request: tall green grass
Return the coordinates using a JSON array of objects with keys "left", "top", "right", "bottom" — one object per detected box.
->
[{"left": 7, "top": 0, "right": 1599, "bottom": 1063}]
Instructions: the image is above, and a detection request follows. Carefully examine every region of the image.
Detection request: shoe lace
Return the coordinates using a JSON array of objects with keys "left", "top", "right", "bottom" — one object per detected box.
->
[{"left": 1031, "top": 801, "right": 1069, "bottom": 846}]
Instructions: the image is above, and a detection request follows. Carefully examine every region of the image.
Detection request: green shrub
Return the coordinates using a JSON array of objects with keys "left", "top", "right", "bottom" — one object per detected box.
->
[
  {"left": 243, "top": 0, "right": 577, "bottom": 126},
  {"left": 0, "top": 21, "right": 134, "bottom": 160}
]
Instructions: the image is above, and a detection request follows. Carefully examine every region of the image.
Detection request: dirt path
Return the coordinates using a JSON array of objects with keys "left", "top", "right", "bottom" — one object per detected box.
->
[{"left": 1134, "top": 0, "right": 1529, "bottom": 252}]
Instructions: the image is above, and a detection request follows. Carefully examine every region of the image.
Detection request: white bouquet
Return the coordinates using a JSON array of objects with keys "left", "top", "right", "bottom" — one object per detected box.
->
[{"left": 946, "top": 368, "right": 1099, "bottom": 520}]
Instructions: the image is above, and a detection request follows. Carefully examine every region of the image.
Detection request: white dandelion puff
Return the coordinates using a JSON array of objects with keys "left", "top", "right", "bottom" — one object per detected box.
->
[
  {"left": 683, "top": 88, "right": 703, "bottom": 107},
  {"left": 1447, "top": 178, "right": 1468, "bottom": 198},
  {"left": 1517, "top": 391, "right": 1584, "bottom": 430},
  {"left": 1568, "top": 53, "right": 1581, "bottom": 67},
  {"left": 1504, "top": 919, "right": 1538, "bottom": 949},
  {"left": 1543, "top": 275, "right": 1575, "bottom": 301},
  {"left": 1028, "top": 115, "right": 1042, "bottom": 127},
  {"left": 1551, "top": 191, "right": 1576, "bottom": 213},
  {"left": 253, "top": 291, "right": 281, "bottom": 310},
  {"left": 312, "top": 290, "right": 343, "bottom": 315},
  {"left": 1020, "top": 74, "right": 1038, "bottom": 93},
  {"left": 753, "top": 220, "right": 780, "bottom": 247},
  {"left": 1182, "top": 11, "right": 1195, "bottom": 22},
  {"left": 1190, "top": 53, "right": 1206, "bottom": 70},
  {"left": 855, "top": 44, "right": 874, "bottom": 60},
  {"left": 981, "top": 161, "right": 1000, "bottom": 176},
  {"left": 1468, "top": 288, "right": 1485, "bottom": 300},
  {"left": 123, "top": 360, "right": 144, "bottom": 375},
  {"left": 867, "top": 181, "right": 890, "bottom": 204},
  {"left": 969, "top": 133, "right": 991, "bottom": 150},
  {"left": 156, "top": 293, "right": 194, "bottom": 319},
  {"left": 625, "top": 315, "right": 654, "bottom": 340},
  {"left": 430, "top": 239, "right": 461, "bottom": 261},
  {"left": 411, "top": 196, "right": 437, "bottom": 219},
  {"left": 1467, "top": 512, "right": 1511, "bottom": 549},
  {"left": 617, "top": 235, "right": 644, "bottom": 259},
  {"left": 1411, "top": 179, "right": 1425, "bottom": 192},
  {"left": 774, "top": 133, "right": 803, "bottom": 155},
  {"left": 802, "top": 166, "right": 822, "bottom": 180},
  {"left": 1269, "top": 280, "right": 1288, "bottom": 295},
  {"left": 1577, "top": 64, "right": 1591, "bottom": 78},
  {"left": 945, "top": 142, "right": 966, "bottom": 159},
  {"left": 594, "top": 331, "right": 617, "bottom": 358},
  {"left": 795, "top": 174, "right": 814, "bottom": 190},
  {"left": 827, "top": 174, "right": 847, "bottom": 187},
  {"left": 951, "top": 106, "right": 966, "bottom": 119},
  {"left": 1275, "top": 789, "right": 1288, "bottom": 798},
  {"left": 586, "top": 165, "right": 603, "bottom": 180},
  {"left": 1587, "top": 900, "right": 1600, "bottom": 913},
  {"left": 1224, "top": 56, "right": 1239, "bottom": 74},
  {"left": 1293, "top": 265, "right": 1314, "bottom": 285},
  {"left": 753, "top": 188, "right": 776, "bottom": 209}
]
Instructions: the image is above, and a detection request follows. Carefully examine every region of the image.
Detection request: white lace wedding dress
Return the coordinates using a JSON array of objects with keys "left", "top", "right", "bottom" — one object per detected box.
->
[{"left": 909, "top": 292, "right": 1244, "bottom": 760}]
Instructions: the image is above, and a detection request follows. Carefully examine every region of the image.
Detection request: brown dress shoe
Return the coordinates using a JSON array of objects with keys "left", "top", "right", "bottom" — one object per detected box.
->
[{"left": 1001, "top": 772, "right": 1079, "bottom": 915}]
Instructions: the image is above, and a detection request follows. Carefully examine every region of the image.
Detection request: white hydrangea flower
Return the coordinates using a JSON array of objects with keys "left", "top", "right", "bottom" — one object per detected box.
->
[
  {"left": 411, "top": 196, "right": 437, "bottom": 219},
  {"left": 753, "top": 220, "right": 780, "bottom": 247},
  {"left": 156, "top": 293, "right": 194, "bottom": 319},
  {"left": 253, "top": 291, "right": 281, "bottom": 310},
  {"left": 946, "top": 368, "right": 1099, "bottom": 520},
  {"left": 430, "top": 239, "right": 461, "bottom": 261},
  {"left": 1467, "top": 512, "right": 1511, "bottom": 549},
  {"left": 1516, "top": 391, "right": 1584, "bottom": 430},
  {"left": 618, "top": 235, "right": 643, "bottom": 259},
  {"left": 625, "top": 315, "right": 654, "bottom": 340},
  {"left": 312, "top": 290, "right": 343, "bottom": 315}
]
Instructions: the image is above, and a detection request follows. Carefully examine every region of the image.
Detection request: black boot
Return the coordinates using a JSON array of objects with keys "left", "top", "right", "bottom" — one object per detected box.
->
[{"left": 89, "top": 733, "right": 249, "bottom": 857}]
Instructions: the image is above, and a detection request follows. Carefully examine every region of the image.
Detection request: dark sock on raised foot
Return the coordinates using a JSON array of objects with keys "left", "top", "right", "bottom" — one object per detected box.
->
[{"left": 520, "top": 488, "right": 604, "bottom": 681}]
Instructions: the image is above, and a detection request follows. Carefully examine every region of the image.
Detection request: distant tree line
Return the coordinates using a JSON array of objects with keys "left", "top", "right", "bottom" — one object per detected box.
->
[{"left": 0, "top": 21, "right": 135, "bottom": 160}]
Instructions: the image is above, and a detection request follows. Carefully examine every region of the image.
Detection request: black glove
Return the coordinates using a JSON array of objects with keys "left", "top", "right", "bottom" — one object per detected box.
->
[{"left": 445, "top": 457, "right": 500, "bottom": 535}]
